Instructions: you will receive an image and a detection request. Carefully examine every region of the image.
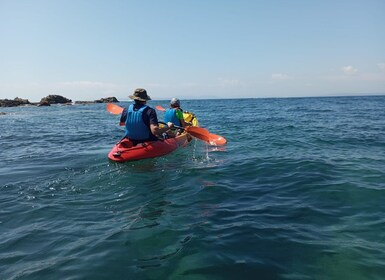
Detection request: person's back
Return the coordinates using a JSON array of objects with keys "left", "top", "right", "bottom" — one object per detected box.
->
[
  {"left": 124, "top": 103, "right": 155, "bottom": 142},
  {"left": 120, "top": 88, "right": 174, "bottom": 145},
  {"left": 164, "top": 98, "right": 185, "bottom": 127}
]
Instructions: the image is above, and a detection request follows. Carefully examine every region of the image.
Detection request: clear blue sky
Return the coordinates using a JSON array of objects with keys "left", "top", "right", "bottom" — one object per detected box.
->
[{"left": 1, "top": 0, "right": 384, "bottom": 102}]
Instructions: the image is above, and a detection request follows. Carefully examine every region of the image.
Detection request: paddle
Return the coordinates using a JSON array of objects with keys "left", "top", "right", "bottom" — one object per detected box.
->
[
  {"left": 187, "top": 127, "right": 227, "bottom": 146},
  {"left": 155, "top": 105, "right": 166, "bottom": 112},
  {"left": 106, "top": 103, "right": 123, "bottom": 115},
  {"left": 207, "top": 133, "right": 227, "bottom": 146},
  {"left": 107, "top": 103, "right": 227, "bottom": 146},
  {"left": 159, "top": 122, "right": 226, "bottom": 146},
  {"left": 159, "top": 122, "right": 210, "bottom": 142}
]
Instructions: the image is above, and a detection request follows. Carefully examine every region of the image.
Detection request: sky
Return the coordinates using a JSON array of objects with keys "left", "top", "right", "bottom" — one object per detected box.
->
[{"left": 0, "top": 0, "right": 384, "bottom": 102}]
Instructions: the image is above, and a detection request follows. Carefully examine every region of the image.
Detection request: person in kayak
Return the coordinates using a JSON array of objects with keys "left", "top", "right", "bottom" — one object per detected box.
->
[
  {"left": 164, "top": 98, "right": 189, "bottom": 127},
  {"left": 119, "top": 88, "right": 174, "bottom": 145}
]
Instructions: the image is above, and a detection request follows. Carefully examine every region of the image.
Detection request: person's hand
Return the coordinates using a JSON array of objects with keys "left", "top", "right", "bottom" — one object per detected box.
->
[{"left": 167, "top": 122, "right": 174, "bottom": 129}]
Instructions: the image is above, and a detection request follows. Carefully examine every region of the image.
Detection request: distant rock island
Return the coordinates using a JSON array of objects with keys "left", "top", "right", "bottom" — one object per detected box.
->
[
  {"left": 0, "top": 95, "right": 119, "bottom": 107},
  {"left": 74, "top": 97, "right": 119, "bottom": 104},
  {"left": 0, "top": 97, "right": 31, "bottom": 107}
]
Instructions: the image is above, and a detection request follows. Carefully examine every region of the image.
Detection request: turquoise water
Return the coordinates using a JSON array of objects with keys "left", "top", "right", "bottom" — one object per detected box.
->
[{"left": 1, "top": 96, "right": 385, "bottom": 279}]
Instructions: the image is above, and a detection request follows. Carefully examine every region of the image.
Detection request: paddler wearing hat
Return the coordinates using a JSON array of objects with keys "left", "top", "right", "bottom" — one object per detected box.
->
[{"left": 119, "top": 88, "right": 174, "bottom": 145}]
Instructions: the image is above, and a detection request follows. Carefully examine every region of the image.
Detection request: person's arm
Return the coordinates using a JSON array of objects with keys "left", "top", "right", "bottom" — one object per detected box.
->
[
  {"left": 150, "top": 122, "right": 174, "bottom": 136},
  {"left": 176, "top": 108, "right": 189, "bottom": 127},
  {"left": 148, "top": 108, "right": 174, "bottom": 136},
  {"left": 119, "top": 108, "right": 127, "bottom": 126},
  {"left": 180, "top": 119, "right": 187, "bottom": 127}
]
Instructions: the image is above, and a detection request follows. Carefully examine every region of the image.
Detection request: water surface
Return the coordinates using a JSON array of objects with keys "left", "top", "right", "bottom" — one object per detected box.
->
[{"left": 1, "top": 96, "right": 385, "bottom": 279}]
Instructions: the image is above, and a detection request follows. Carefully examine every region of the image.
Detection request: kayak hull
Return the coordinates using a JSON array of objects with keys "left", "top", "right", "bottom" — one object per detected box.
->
[{"left": 108, "top": 133, "right": 192, "bottom": 162}]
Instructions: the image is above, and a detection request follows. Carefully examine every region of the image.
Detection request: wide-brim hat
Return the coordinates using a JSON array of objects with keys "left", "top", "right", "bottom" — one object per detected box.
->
[{"left": 129, "top": 88, "right": 151, "bottom": 101}]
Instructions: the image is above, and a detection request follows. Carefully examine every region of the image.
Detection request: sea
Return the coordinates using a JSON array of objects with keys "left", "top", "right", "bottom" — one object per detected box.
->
[{"left": 1, "top": 96, "right": 385, "bottom": 280}]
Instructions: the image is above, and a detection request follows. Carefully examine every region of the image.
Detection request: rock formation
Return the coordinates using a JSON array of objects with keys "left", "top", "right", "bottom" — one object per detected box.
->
[
  {"left": 0, "top": 97, "right": 31, "bottom": 107},
  {"left": 40, "top": 95, "right": 72, "bottom": 104},
  {"left": 74, "top": 97, "right": 119, "bottom": 104},
  {"left": 1, "top": 95, "right": 119, "bottom": 107}
]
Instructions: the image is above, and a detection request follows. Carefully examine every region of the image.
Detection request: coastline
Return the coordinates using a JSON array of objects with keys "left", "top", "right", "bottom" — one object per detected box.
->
[{"left": 0, "top": 95, "right": 119, "bottom": 108}]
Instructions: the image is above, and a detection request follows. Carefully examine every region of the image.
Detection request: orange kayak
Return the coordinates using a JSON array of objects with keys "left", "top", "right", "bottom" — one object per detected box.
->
[{"left": 108, "top": 132, "right": 192, "bottom": 162}]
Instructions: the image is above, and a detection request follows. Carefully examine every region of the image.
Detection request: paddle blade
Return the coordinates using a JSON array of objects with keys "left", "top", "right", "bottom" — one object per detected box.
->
[
  {"left": 156, "top": 105, "right": 166, "bottom": 112},
  {"left": 185, "top": 126, "right": 211, "bottom": 142},
  {"left": 208, "top": 133, "right": 227, "bottom": 146},
  {"left": 107, "top": 103, "right": 124, "bottom": 115},
  {"left": 185, "top": 126, "right": 227, "bottom": 146}
]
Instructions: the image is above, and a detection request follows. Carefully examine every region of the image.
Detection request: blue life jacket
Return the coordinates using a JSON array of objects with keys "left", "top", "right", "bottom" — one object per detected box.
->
[
  {"left": 125, "top": 104, "right": 151, "bottom": 140},
  {"left": 164, "top": 108, "right": 181, "bottom": 126}
]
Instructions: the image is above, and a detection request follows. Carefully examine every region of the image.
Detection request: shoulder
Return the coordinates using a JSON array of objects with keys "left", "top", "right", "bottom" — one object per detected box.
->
[
  {"left": 144, "top": 106, "right": 155, "bottom": 114},
  {"left": 176, "top": 108, "right": 183, "bottom": 117},
  {"left": 143, "top": 106, "right": 156, "bottom": 118},
  {"left": 147, "top": 107, "right": 158, "bottom": 124}
]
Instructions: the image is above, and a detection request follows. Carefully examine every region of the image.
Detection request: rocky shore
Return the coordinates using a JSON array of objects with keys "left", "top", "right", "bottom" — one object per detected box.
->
[{"left": 0, "top": 95, "right": 119, "bottom": 107}]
